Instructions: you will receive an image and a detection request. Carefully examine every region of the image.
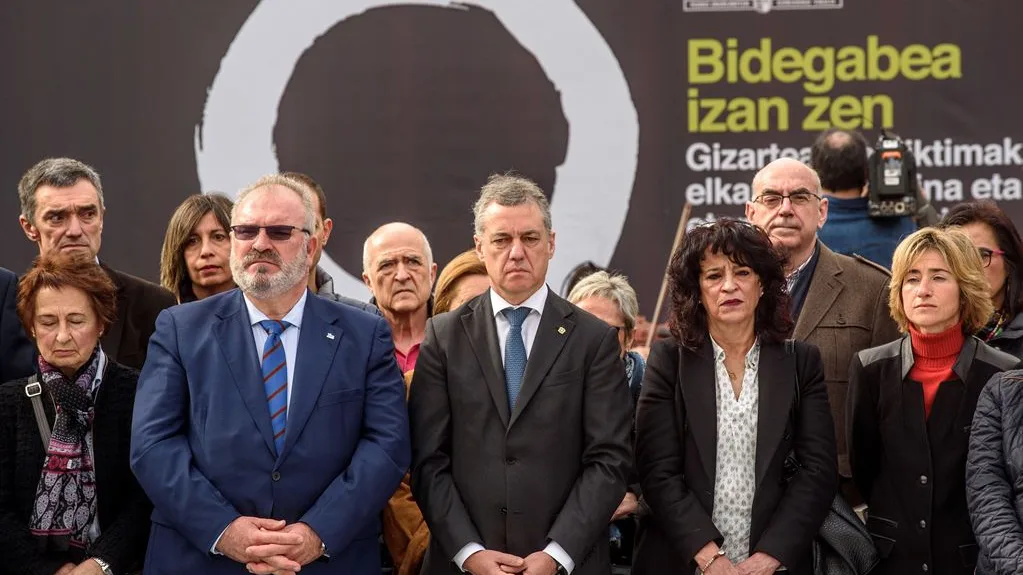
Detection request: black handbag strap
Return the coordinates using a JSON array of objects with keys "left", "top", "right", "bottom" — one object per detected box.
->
[{"left": 23, "top": 375, "right": 51, "bottom": 449}]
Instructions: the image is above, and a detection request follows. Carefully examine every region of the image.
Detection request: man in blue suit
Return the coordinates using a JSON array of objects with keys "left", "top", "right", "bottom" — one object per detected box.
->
[{"left": 131, "top": 174, "right": 410, "bottom": 575}]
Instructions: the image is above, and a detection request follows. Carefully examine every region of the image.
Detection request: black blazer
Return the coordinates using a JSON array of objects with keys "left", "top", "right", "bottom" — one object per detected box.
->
[
  {"left": 633, "top": 338, "right": 837, "bottom": 575},
  {"left": 100, "top": 264, "right": 176, "bottom": 370},
  {"left": 0, "top": 267, "right": 34, "bottom": 382},
  {"left": 0, "top": 361, "right": 152, "bottom": 575},
  {"left": 848, "top": 335, "right": 1020, "bottom": 575},
  {"left": 409, "top": 290, "right": 633, "bottom": 575}
]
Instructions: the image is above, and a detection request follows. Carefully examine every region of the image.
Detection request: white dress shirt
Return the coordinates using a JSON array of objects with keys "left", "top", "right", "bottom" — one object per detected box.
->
[
  {"left": 210, "top": 290, "right": 307, "bottom": 553},
  {"left": 709, "top": 336, "right": 761, "bottom": 565},
  {"left": 453, "top": 284, "right": 575, "bottom": 574},
  {"left": 243, "top": 289, "right": 308, "bottom": 411}
]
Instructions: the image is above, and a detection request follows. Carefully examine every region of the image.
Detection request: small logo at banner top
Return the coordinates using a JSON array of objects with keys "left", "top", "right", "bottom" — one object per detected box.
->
[{"left": 683, "top": 0, "right": 843, "bottom": 13}]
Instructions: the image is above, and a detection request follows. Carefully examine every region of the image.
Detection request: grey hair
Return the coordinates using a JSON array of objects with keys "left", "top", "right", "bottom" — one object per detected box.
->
[
  {"left": 362, "top": 222, "right": 434, "bottom": 273},
  {"left": 232, "top": 174, "right": 316, "bottom": 232},
  {"left": 567, "top": 271, "right": 640, "bottom": 333},
  {"left": 18, "top": 158, "right": 104, "bottom": 223},
  {"left": 472, "top": 173, "right": 552, "bottom": 236}
]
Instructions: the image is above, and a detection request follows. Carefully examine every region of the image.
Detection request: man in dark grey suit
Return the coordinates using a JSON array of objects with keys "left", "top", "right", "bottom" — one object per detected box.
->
[{"left": 409, "top": 174, "right": 632, "bottom": 575}]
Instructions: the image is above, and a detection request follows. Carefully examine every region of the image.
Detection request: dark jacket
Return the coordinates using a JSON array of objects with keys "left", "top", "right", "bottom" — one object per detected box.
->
[
  {"left": 794, "top": 244, "right": 900, "bottom": 483},
  {"left": 0, "top": 267, "right": 34, "bottom": 382},
  {"left": 0, "top": 361, "right": 152, "bottom": 575},
  {"left": 314, "top": 265, "right": 383, "bottom": 316},
  {"left": 100, "top": 264, "right": 176, "bottom": 370},
  {"left": 967, "top": 369, "right": 1023, "bottom": 575},
  {"left": 988, "top": 311, "right": 1023, "bottom": 360},
  {"left": 848, "top": 335, "right": 1020, "bottom": 575},
  {"left": 632, "top": 338, "right": 837, "bottom": 575},
  {"left": 409, "top": 291, "right": 632, "bottom": 575}
]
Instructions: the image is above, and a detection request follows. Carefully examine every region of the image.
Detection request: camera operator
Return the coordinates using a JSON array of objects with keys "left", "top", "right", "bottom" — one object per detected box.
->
[{"left": 813, "top": 128, "right": 925, "bottom": 270}]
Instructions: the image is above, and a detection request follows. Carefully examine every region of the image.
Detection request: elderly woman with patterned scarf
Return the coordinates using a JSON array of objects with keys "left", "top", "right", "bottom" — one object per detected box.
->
[{"left": 0, "top": 254, "right": 151, "bottom": 575}]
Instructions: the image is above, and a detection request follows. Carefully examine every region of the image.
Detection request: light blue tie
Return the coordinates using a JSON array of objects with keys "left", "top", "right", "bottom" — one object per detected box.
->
[
  {"left": 503, "top": 307, "right": 530, "bottom": 411},
  {"left": 259, "top": 319, "right": 291, "bottom": 454}
]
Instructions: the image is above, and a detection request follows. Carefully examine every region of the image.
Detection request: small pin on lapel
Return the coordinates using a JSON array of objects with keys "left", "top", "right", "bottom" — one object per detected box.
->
[
  {"left": 557, "top": 326, "right": 566, "bottom": 334},
  {"left": 326, "top": 332, "right": 336, "bottom": 340}
]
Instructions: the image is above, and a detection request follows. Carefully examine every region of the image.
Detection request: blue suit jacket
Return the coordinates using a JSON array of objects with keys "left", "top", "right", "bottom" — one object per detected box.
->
[{"left": 130, "top": 289, "right": 410, "bottom": 574}]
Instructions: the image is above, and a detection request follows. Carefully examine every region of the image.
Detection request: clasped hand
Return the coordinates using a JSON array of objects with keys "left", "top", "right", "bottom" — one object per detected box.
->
[
  {"left": 465, "top": 549, "right": 559, "bottom": 575},
  {"left": 215, "top": 516, "right": 323, "bottom": 575}
]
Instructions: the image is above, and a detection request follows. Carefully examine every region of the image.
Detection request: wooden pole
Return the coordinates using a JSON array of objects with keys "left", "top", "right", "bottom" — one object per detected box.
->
[{"left": 644, "top": 203, "right": 691, "bottom": 347}]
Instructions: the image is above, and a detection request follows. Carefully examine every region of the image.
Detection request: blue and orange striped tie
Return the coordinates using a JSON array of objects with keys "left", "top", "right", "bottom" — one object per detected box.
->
[{"left": 259, "top": 319, "right": 291, "bottom": 454}]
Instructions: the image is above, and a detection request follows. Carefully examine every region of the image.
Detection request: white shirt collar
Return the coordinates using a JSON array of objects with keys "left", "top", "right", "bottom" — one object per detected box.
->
[
  {"left": 490, "top": 283, "right": 549, "bottom": 318},
  {"left": 244, "top": 289, "right": 308, "bottom": 330}
]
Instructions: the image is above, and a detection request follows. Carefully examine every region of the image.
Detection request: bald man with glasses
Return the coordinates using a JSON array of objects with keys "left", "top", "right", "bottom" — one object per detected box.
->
[{"left": 746, "top": 158, "right": 899, "bottom": 507}]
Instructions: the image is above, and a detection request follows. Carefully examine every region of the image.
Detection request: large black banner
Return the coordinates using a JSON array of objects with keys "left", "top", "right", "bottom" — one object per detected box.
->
[{"left": 2, "top": 0, "right": 1019, "bottom": 310}]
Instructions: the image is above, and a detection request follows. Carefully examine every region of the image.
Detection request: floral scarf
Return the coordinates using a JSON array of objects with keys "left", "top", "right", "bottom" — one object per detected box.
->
[
  {"left": 977, "top": 308, "right": 1009, "bottom": 343},
  {"left": 28, "top": 348, "right": 102, "bottom": 551}
]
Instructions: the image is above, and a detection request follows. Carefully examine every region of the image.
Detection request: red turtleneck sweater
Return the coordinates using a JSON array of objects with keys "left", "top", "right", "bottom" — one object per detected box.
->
[{"left": 908, "top": 322, "right": 964, "bottom": 418}]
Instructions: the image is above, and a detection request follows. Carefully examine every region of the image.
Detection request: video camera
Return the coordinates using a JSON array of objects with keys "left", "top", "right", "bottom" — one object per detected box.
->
[{"left": 867, "top": 129, "right": 918, "bottom": 219}]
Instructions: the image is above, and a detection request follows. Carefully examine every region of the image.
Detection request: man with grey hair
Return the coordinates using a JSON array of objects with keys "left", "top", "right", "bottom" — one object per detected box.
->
[
  {"left": 17, "top": 157, "right": 176, "bottom": 370},
  {"left": 131, "top": 174, "right": 410, "bottom": 575},
  {"left": 410, "top": 173, "right": 632, "bottom": 575},
  {"left": 362, "top": 222, "right": 437, "bottom": 372},
  {"left": 280, "top": 171, "right": 380, "bottom": 316},
  {"left": 745, "top": 157, "right": 899, "bottom": 506}
]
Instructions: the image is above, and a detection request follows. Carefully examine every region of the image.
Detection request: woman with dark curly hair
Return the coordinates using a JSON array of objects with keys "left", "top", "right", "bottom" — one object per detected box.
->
[{"left": 633, "top": 219, "right": 837, "bottom": 575}]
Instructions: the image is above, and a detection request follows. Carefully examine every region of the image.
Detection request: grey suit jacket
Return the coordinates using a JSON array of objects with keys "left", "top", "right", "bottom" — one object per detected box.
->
[
  {"left": 794, "top": 243, "right": 900, "bottom": 478},
  {"left": 409, "top": 289, "right": 632, "bottom": 575}
]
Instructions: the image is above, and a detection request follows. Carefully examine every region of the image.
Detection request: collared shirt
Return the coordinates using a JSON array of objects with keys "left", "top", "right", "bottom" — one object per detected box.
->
[
  {"left": 455, "top": 284, "right": 575, "bottom": 574},
  {"left": 786, "top": 242, "right": 821, "bottom": 321},
  {"left": 243, "top": 289, "right": 308, "bottom": 411},
  {"left": 211, "top": 291, "right": 308, "bottom": 555},
  {"left": 709, "top": 336, "right": 761, "bottom": 565},
  {"left": 395, "top": 344, "right": 420, "bottom": 374},
  {"left": 490, "top": 284, "right": 549, "bottom": 362}
]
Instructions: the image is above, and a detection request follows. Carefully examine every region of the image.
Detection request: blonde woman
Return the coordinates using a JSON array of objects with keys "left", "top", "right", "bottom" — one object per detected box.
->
[{"left": 848, "top": 227, "right": 1020, "bottom": 575}]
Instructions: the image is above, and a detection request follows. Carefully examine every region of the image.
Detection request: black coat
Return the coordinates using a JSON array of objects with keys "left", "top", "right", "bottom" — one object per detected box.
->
[
  {"left": 0, "top": 361, "right": 152, "bottom": 575},
  {"left": 0, "top": 267, "right": 34, "bottom": 382},
  {"left": 966, "top": 369, "right": 1023, "bottom": 575},
  {"left": 409, "top": 291, "right": 632, "bottom": 575},
  {"left": 632, "top": 338, "right": 837, "bottom": 575},
  {"left": 100, "top": 264, "right": 176, "bottom": 370},
  {"left": 848, "top": 335, "right": 1020, "bottom": 575}
]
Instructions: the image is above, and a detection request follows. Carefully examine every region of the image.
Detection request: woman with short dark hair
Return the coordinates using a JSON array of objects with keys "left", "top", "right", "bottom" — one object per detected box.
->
[
  {"left": 633, "top": 219, "right": 837, "bottom": 575},
  {"left": 941, "top": 200, "right": 1023, "bottom": 358},
  {"left": 0, "top": 254, "right": 151, "bottom": 575}
]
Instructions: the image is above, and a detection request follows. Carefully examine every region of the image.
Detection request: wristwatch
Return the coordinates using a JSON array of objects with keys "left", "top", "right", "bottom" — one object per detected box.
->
[
  {"left": 92, "top": 557, "right": 114, "bottom": 575},
  {"left": 555, "top": 562, "right": 568, "bottom": 575}
]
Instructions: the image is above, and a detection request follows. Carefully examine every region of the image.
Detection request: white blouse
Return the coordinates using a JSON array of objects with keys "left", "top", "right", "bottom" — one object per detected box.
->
[{"left": 710, "top": 337, "right": 761, "bottom": 565}]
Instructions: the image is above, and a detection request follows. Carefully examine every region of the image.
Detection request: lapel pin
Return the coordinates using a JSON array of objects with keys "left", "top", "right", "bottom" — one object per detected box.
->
[
  {"left": 557, "top": 326, "right": 566, "bottom": 335},
  {"left": 326, "top": 332, "right": 336, "bottom": 340}
]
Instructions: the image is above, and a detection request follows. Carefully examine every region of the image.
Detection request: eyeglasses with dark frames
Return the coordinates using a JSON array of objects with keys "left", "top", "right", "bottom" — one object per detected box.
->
[
  {"left": 230, "top": 225, "right": 311, "bottom": 242},
  {"left": 752, "top": 191, "right": 821, "bottom": 209},
  {"left": 978, "top": 246, "right": 1006, "bottom": 268}
]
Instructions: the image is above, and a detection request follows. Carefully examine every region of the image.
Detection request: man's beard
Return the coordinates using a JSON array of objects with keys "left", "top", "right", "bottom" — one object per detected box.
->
[{"left": 231, "top": 244, "right": 309, "bottom": 299}]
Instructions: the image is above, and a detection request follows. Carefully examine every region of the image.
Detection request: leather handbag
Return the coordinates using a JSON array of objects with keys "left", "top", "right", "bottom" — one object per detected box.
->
[{"left": 784, "top": 340, "right": 879, "bottom": 575}]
